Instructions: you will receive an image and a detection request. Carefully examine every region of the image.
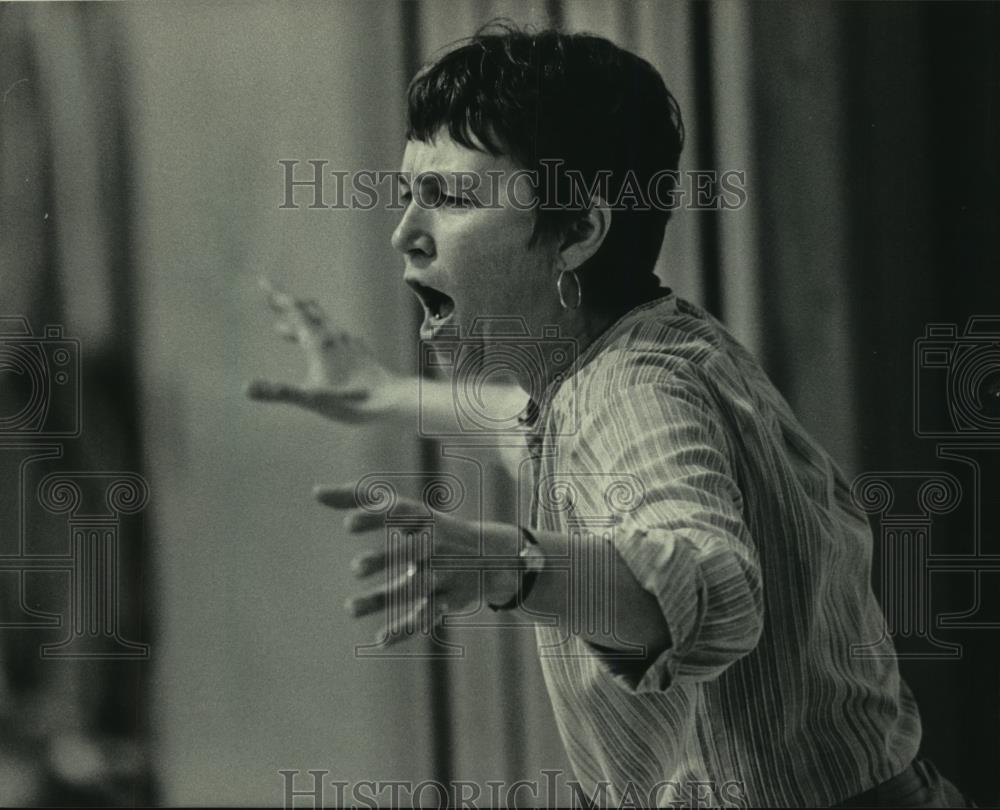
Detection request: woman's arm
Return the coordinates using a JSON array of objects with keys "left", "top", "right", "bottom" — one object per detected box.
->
[
  {"left": 313, "top": 487, "right": 672, "bottom": 660},
  {"left": 520, "top": 527, "right": 673, "bottom": 656},
  {"left": 246, "top": 279, "right": 529, "bottom": 474}
]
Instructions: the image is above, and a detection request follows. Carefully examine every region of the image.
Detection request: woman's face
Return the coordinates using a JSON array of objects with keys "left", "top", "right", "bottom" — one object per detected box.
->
[{"left": 391, "top": 133, "right": 561, "bottom": 343}]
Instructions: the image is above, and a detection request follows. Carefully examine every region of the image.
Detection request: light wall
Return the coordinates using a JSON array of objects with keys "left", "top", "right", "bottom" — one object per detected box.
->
[{"left": 124, "top": 2, "right": 434, "bottom": 802}]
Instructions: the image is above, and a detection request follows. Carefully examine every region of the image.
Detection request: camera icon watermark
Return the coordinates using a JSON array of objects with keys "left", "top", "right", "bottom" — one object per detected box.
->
[
  {"left": 418, "top": 317, "right": 578, "bottom": 438},
  {"left": 0, "top": 316, "right": 149, "bottom": 659},
  {"left": 0, "top": 317, "right": 81, "bottom": 438},
  {"left": 914, "top": 317, "right": 1000, "bottom": 439},
  {"left": 852, "top": 314, "right": 1000, "bottom": 660}
]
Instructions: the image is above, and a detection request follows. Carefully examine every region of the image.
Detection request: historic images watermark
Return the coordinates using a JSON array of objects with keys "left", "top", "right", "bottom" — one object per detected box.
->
[
  {"left": 277, "top": 160, "right": 748, "bottom": 212},
  {"left": 850, "top": 316, "right": 1000, "bottom": 661},
  {"left": 279, "top": 768, "right": 748, "bottom": 808},
  {"left": 0, "top": 316, "right": 149, "bottom": 659}
]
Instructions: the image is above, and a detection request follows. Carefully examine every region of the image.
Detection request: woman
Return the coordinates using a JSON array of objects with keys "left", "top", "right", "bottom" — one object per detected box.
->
[{"left": 248, "top": 25, "right": 971, "bottom": 809}]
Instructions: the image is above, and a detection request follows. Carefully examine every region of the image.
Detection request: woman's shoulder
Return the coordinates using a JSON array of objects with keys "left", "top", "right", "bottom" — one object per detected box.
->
[
  {"left": 575, "top": 294, "right": 729, "bottom": 393},
  {"left": 541, "top": 292, "right": 754, "bottom": 432}
]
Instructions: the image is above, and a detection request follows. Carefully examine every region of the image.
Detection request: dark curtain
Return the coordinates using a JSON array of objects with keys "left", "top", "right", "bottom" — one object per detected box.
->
[
  {"left": 0, "top": 4, "right": 154, "bottom": 805},
  {"left": 724, "top": 3, "right": 1000, "bottom": 804},
  {"left": 841, "top": 4, "right": 1000, "bottom": 803}
]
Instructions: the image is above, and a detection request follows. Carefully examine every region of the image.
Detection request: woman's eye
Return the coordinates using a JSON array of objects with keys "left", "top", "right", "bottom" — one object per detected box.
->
[{"left": 443, "top": 193, "right": 472, "bottom": 208}]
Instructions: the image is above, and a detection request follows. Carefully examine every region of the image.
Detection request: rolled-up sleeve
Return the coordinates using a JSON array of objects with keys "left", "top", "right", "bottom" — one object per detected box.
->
[{"left": 559, "top": 360, "right": 763, "bottom": 693}]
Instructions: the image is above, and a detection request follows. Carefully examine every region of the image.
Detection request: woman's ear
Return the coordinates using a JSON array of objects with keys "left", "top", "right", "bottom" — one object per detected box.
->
[{"left": 558, "top": 196, "right": 612, "bottom": 272}]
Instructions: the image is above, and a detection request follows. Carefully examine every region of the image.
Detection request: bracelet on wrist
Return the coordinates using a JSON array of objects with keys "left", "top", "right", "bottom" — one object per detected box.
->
[{"left": 488, "top": 526, "right": 542, "bottom": 612}]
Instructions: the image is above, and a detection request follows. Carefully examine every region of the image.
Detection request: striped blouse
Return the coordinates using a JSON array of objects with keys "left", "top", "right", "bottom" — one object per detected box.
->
[{"left": 521, "top": 291, "right": 921, "bottom": 808}]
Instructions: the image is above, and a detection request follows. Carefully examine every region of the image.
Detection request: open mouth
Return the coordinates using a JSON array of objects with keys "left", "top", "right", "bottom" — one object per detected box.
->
[{"left": 406, "top": 279, "right": 455, "bottom": 335}]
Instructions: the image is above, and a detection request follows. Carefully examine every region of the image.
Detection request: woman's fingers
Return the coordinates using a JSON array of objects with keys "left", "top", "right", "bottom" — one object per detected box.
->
[
  {"left": 275, "top": 321, "right": 298, "bottom": 342},
  {"left": 351, "top": 549, "right": 388, "bottom": 577},
  {"left": 343, "top": 510, "right": 394, "bottom": 534},
  {"left": 345, "top": 572, "right": 411, "bottom": 618},
  {"left": 260, "top": 277, "right": 289, "bottom": 311},
  {"left": 260, "top": 279, "right": 305, "bottom": 331},
  {"left": 266, "top": 283, "right": 324, "bottom": 326},
  {"left": 259, "top": 277, "right": 330, "bottom": 342},
  {"left": 376, "top": 590, "right": 453, "bottom": 647},
  {"left": 314, "top": 488, "right": 433, "bottom": 521},
  {"left": 377, "top": 597, "right": 431, "bottom": 647},
  {"left": 313, "top": 485, "right": 359, "bottom": 510},
  {"left": 318, "top": 484, "right": 458, "bottom": 645},
  {"left": 346, "top": 564, "right": 438, "bottom": 618},
  {"left": 245, "top": 379, "right": 312, "bottom": 406},
  {"left": 260, "top": 278, "right": 311, "bottom": 345},
  {"left": 299, "top": 298, "right": 327, "bottom": 326},
  {"left": 245, "top": 382, "right": 369, "bottom": 418}
]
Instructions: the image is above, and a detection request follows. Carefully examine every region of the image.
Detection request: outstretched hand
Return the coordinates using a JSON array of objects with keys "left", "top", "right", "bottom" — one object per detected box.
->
[
  {"left": 315, "top": 483, "right": 520, "bottom": 646},
  {"left": 246, "top": 279, "right": 408, "bottom": 424}
]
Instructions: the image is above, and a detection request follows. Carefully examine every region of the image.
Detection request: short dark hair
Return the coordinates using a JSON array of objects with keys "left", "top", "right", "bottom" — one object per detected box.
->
[{"left": 406, "top": 22, "right": 685, "bottom": 310}]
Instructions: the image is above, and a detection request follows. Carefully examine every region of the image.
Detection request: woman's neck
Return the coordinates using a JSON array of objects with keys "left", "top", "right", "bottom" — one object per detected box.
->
[{"left": 523, "top": 294, "right": 663, "bottom": 397}]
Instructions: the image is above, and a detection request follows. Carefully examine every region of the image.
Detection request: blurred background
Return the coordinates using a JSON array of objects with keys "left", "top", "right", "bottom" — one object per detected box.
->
[{"left": 1, "top": 0, "right": 998, "bottom": 805}]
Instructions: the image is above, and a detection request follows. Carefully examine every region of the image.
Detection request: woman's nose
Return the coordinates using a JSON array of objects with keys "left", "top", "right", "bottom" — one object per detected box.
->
[{"left": 390, "top": 202, "right": 433, "bottom": 257}]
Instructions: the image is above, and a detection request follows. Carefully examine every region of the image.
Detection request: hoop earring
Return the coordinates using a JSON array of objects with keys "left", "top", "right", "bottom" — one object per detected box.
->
[{"left": 556, "top": 268, "right": 583, "bottom": 311}]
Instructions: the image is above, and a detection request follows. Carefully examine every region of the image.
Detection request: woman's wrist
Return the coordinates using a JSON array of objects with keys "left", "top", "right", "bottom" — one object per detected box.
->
[
  {"left": 482, "top": 522, "right": 527, "bottom": 608},
  {"left": 486, "top": 527, "right": 543, "bottom": 611}
]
